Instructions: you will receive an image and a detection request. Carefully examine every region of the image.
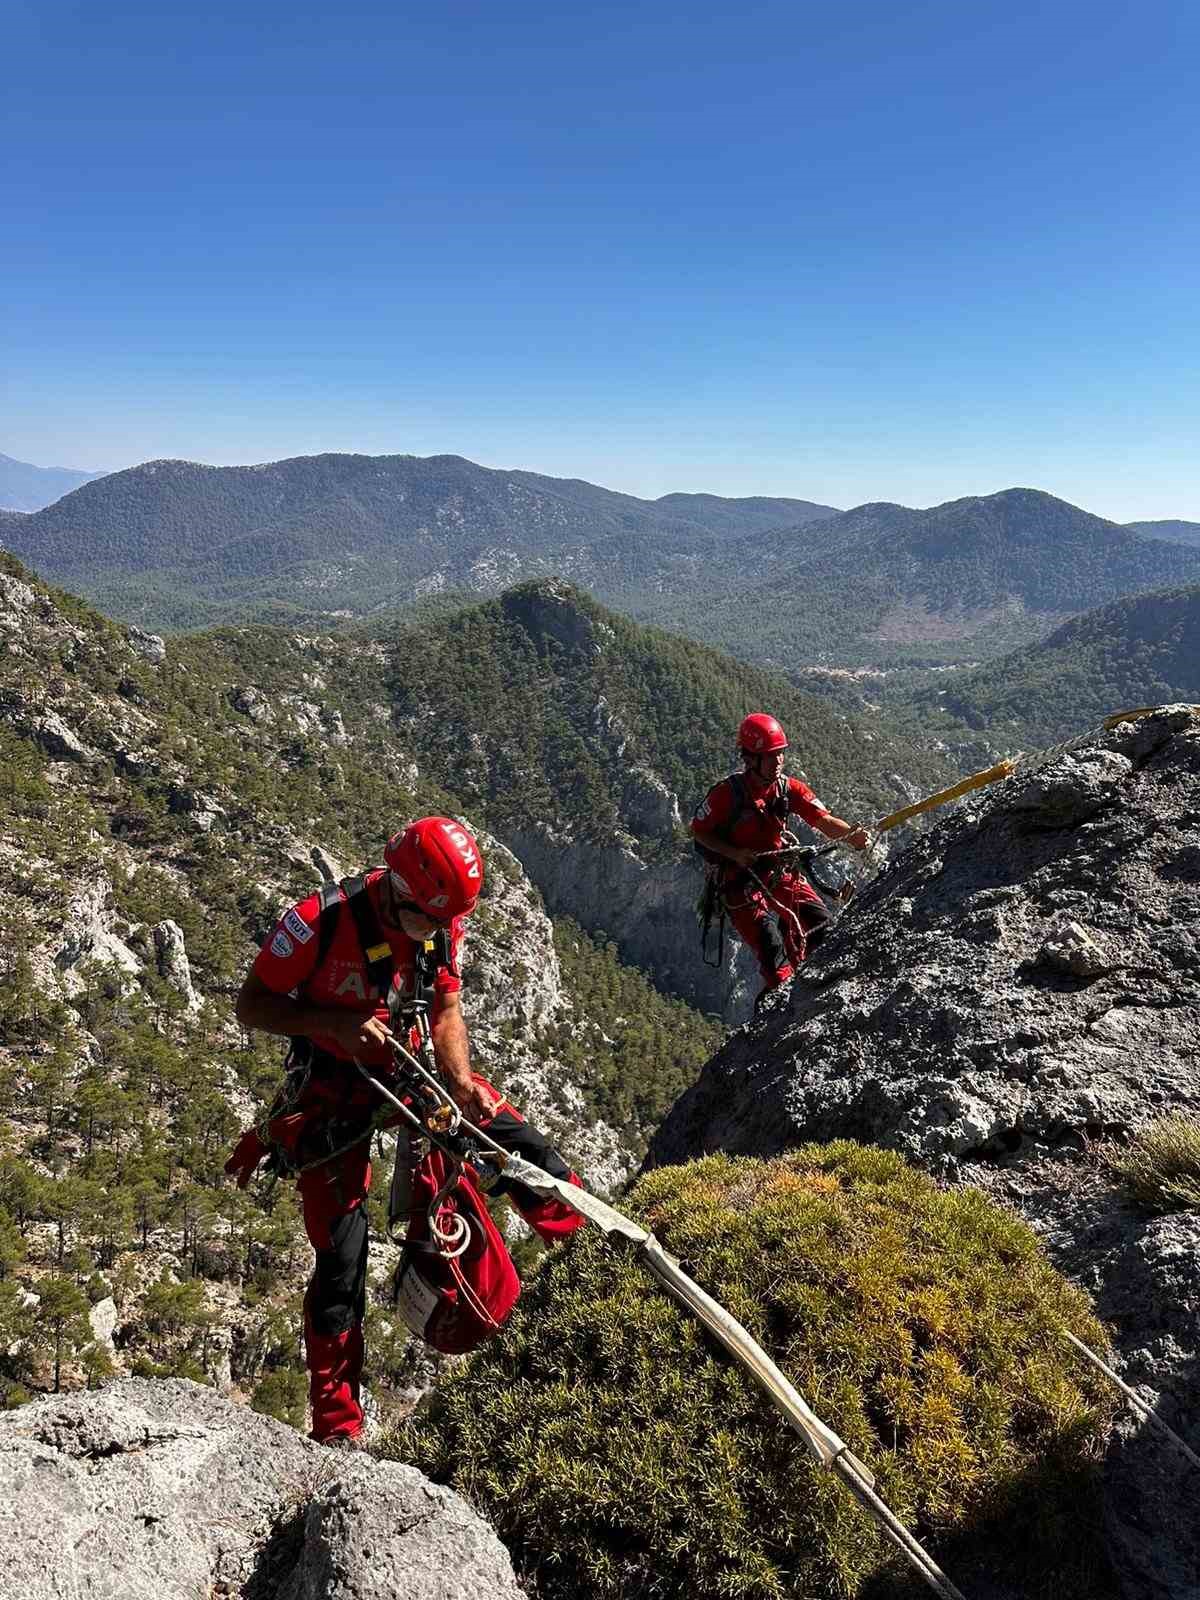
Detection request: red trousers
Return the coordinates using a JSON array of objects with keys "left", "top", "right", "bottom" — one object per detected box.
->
[
  {"left": 296, "top": 1069, "right": 583, "bottom": 1442},
  {"left": 723, "top": 868, "right": 830, "bottom": 989}
]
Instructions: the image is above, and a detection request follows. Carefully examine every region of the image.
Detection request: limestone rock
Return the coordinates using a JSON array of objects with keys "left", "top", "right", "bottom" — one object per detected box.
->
[
  {"left": 128, "top": 625, "right": 167, "bottom": 666},
  {"left": 167, "top": 783, "right": 227, "bottom": 833},
  {"left": 29, "top": 710, "right": 91, "bottom": 764},
  {"left": 1011, "top": 749, "right": 1132, "bottom": 826},
  {"left": 312, "top": 845, "right": 343, "bottom": 882},
  {"left": 87, "top": 1297, "right": 118, "bottom": 1350},
  {"left": 233, "top": 684, "right": 275, "bottom": 723},
  {"left": 621, "top": 764, "right": 681, "bottom": 839},
  {"left": 1039, "top": 917, "right": 1109, "bottom": 978},
  {"left": 503, "top": 821, "right": 742, "bottom": 1017},
  {"left": 0, "top": 1379, "right": 526, "bottom": 1600},
  {"left": 54, "top": 876, "right": 143, "bottom": 986},
  {"left": 280, "top": 694, "right": 322, "bottom": 735},
  {"left": 153, "top": 919, "right": 200, "bottom": 1010}
]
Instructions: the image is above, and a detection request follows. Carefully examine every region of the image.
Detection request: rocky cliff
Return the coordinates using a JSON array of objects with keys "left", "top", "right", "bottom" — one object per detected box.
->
[
  {"left": 650, "top": 706, "right": 1200, "bottom": 1600},
  {"left": 0, "top": 1379, "right": 526, "bottom": 1599}
]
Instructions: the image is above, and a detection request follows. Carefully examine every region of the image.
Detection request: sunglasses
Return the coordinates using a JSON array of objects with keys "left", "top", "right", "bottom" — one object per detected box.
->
[{"left": 389, "top": 895, "right": 452, "bottom": 929}]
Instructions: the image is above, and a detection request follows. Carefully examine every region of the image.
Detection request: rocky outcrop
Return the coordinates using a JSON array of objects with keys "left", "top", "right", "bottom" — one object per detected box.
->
[
  {"left": 167, "top": 782, "right": 228, "bottom": 833},
  {"left": 501, "top": 580, "right": 604, "bottom": 657},
  {"left": 53, "top": 874, "right": 143, "bottom": 988},
  {"left": 650, "top": 708, "right": 1200, "bottom": 1600},
  {"left": 502, "top": 821, "right": 737, "bottom": 1015},
  {"left": 153, "top": 919, "right": 200, "bottom": 1010},
  {"left": 127, "top": 625, "right": 167, "bottom": 666},
  {"left": 0, "top": 1379, "right": 526, "bottom": 1600},
  {"left": 233, "top": 684, "right": 276, "bottom": 723},
  {"left": 28, "top": 708, "right": 93, "bottom": 763}
]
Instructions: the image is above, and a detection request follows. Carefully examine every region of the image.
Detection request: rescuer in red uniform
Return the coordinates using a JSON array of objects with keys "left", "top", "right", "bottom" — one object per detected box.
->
[
  {"left": 692, "top": 714, "right": 868, "bottom": 1002},
  {"left": 229, "top": 816, "right": 582, "bottom": 1444}
]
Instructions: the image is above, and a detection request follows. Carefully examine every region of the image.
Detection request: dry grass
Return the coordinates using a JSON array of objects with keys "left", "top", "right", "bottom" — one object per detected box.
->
[{"left": 1104, "top": 1115, "right": 1200, "bottom": 1214}]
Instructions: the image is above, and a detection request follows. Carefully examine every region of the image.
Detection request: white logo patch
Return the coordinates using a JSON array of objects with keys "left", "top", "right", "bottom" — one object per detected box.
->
[
  {"left": 270, "top": 930, "right": 294, "bottom": 959},
  {"left": 284, "top": 908, "right": 314, "bottom": 945},
  {"left": 695, "top": 798, "right": 712, "bottom": 821},
  {"left": 439, "top": 821, "right": 481, "bottom": 880}
]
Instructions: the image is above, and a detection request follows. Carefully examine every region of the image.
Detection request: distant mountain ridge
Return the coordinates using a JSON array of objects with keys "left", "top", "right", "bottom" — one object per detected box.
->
[
  {"left": 1127, "top": 519, "right": 1200, "bottom": 548},
  {"left": 6, "top": 452, "right": 1199, "bottom": 681},
  {"left": 0, "top": 451, "right": 837, "bottom": 630},
  {"left": 641, "top": 488, "right": 1200, "bottom": 670},
  {"left": 900, "top": 581, "right": 1200, "bottom": 745},
  {"left": 0, "top": 452, "right": 104, "bottom": 512}
]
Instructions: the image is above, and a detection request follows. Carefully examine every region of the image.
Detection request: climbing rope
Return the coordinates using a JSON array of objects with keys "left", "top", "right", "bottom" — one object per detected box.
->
[
  {"left": 359, "top": 1061, "right": 969, "bottom": 1599},
  {"left": 1063, "top": 1330, "right": 1200, "bottom": 1472}
]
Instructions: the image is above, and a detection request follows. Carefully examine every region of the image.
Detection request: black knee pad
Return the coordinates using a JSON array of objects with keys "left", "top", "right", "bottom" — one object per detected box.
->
[
  {"left": 486, "top": 1107, "right": 572, "bottom": 1207},
  {"left": 758, "top": 915, "right": 789, "bottom": 974},
  {"left": 308, "top": 1206, "right": 368, "bottom": 1337}
]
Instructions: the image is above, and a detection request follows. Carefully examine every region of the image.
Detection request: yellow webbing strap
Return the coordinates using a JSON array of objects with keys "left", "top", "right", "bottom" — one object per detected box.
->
[
  {"left": 1103, "top": 705, "right": 1200, "bottom": 728},
  {"left": 869, "top": 705, "right": 1200, "bottom": 842},
  {"left": 873, "top": 758, "right": 1020, "bottom": 834}
]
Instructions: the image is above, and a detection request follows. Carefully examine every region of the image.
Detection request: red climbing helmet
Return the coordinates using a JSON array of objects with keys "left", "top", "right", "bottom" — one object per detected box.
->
[
  {"left": 737, "top": 713, "right": 789, "bottom": 754},
  {"left": 384, "top": 817, "right": 484, "bottom": 919}
]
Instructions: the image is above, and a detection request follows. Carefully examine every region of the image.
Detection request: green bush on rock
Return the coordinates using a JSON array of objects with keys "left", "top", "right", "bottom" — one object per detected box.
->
[{"left": 385, "top": 1144, "right": 1116, "bottom": 1600}]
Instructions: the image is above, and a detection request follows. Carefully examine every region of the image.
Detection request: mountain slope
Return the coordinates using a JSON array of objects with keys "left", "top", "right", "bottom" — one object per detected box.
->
[
  {"left": 1127, "top": 519, "right": 1200, "bottom": 548},
  {"left": 645, "top": 488, "right": 1200, "bottom": 671},
  {"left": 901, "top": 582, "right": 1200, "bottom": 745},
  {"left": 368, "top": 579, "right": 955, "bottom": 1010},
  {"left": 0, "top": 452, "right": 104, "bottom": 512},
  {"left": 0, "top": 555, "right": 718, "bottom": 1417},
  {"left": 0, "top": 452, "right": 837, "bottom": 630}
]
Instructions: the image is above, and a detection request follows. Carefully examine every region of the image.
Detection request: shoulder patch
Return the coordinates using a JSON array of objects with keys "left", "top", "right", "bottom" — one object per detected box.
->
[
  {"left": 270, "top": 930, "right": 295, "bottom": 959},
  {"left": 284, "top": 908, "right": 315, "bottom": 945}
]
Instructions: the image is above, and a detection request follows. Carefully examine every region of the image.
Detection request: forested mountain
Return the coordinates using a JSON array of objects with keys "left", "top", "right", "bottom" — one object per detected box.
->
[
  {"left": 0, "top": 452, "right": 104, "bottom": 513},
  {"left": 0, "top": 452, "right": 836, "bottom": 631},
  {"left": 0, "top": 555, "right": 718, "bottom": 1418},
  {"left": 643, "top": 488, "right": 1200, "bottom": 671},
  {"left": 374, "top": 579, "right": 949, "bottom": 842},
  {"left": 899, "top": 582, "right": 1200, "bottom": 747},
  {"left": 363, "top": 579, "right": 956, "bottom": 1008},
  {"left": 1127, "top": 519, "right": 1200, "bottom": 548}
]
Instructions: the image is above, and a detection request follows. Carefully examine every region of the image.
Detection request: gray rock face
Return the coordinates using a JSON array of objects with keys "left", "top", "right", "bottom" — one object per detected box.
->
[
  {"left": 650, "top": 710, "right": 1200, "bottom": 1600},
  {"left": 503, "top": 821, "right": 734, "bottom": 1014},
  {"left": 29, "top": 709, "right": 91, "bottom": 763},
  {"left": 621, "top": 764, "right": 681, "bottom": 838},
  {"left": 233, "top": 683, "right": 276, "bottom": 723},
  {"left": 127, "top": 625, "right": 167, "bottom": 665},
  {"left": 153, "top": 918, "right": 200, "bottom": 1010},
  {"left": 87, "top": 1296, "right": 118, "bottom": 1351},
  {"left": 53, "top": 875, "right": 143, "bottom": 988},
  {"left": 312, "top": 844, "right": 343, "bottom": 882},
  {"left": 167, "top": 782, "right": 227, "bottom": 833},
  {"left": 0, "top": 1379, "right": 526, "bottom": 1600}
]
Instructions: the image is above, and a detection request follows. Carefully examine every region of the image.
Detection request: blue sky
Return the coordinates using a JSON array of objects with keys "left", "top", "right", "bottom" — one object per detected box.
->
[{"left": 3, "top": 0, "right": 1197, "bottom": 519}]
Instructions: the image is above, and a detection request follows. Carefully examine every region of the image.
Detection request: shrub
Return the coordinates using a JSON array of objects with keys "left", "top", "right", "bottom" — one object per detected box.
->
[
  {"left": 251, "top": 1364, "right": 308, "bottom": 1430},
  {"left": 1104, "top": 1115, "right": 1200, "bottom": 1213},
  {"left": 385, "top": 1144, "right": 1116, "bottom": 1600}
]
